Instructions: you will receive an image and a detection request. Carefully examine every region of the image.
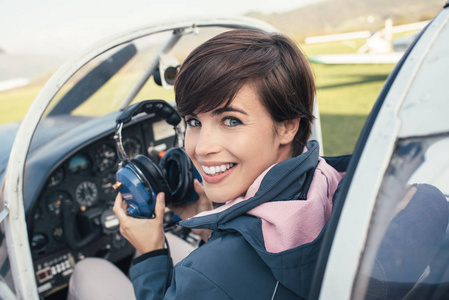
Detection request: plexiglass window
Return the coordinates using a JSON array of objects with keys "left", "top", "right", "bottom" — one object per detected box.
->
[{"left": 357, "top": 134, "right": 449, "bottom": 299}]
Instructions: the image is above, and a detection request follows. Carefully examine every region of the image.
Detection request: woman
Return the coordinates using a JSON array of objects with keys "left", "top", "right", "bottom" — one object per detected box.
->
[{"left": 69, "top": 29, "right": 344, "bottom": 299}]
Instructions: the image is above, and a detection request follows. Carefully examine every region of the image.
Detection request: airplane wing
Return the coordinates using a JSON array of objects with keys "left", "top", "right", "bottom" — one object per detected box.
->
[
  {"left": 305, "top": 20, "right": 428, "bottom": 65},
  {"left": 308, "top": 52, "right": 404, "bottom": 64},
  {"left": 0, "top": 78, "right": 30, "bottom": 92},
  {"left": 305, "top": 20, "right": 429, "bottom": 45}
]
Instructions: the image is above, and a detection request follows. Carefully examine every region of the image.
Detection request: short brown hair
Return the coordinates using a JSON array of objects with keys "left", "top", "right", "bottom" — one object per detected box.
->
[{"left": 175, "top": 29, "right": 315, "bottom": 156}]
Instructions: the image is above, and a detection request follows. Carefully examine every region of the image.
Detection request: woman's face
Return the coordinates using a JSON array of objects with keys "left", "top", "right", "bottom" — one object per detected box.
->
[{"left": 184, "top": 84, "right": 296, "bottom": 203}]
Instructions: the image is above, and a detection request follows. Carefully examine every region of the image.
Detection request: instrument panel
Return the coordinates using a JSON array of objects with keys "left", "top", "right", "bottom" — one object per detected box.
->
[
  {"left": 32, "top": 138, "right": 123, "bottom": 253},
  {"left": 28, "top": 116, "right": 177, "bottom": 297}
]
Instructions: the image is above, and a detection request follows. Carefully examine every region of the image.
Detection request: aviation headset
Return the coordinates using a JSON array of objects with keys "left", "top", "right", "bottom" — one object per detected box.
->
[{"left": 114, "top": 99, "right": 201, "bottom": 218}]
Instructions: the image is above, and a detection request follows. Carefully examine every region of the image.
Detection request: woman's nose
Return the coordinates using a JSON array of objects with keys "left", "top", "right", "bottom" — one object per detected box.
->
[{"left": 195, "top": 126, "right": 220, "bottom": 156}]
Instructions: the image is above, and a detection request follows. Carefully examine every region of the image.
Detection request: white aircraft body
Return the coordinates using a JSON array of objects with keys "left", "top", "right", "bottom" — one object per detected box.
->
[{"left": 306, "top": 20, "right": 430, "bottom": 64}]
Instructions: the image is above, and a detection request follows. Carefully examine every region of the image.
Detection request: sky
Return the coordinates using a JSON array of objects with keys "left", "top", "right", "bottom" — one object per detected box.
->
[{"left": 0, "top": 0, "right": 319, "bottom": 59}]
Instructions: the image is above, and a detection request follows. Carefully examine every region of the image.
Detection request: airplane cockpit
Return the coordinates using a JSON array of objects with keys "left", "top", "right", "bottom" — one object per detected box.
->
[{"left": 1, "top": 3, "right": 449, "bottom": 299}]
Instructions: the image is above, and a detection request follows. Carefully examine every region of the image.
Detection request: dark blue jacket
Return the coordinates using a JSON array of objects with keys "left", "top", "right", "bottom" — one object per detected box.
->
[{"left": 130, "top": 141, "right": 347, "bottom": 299}]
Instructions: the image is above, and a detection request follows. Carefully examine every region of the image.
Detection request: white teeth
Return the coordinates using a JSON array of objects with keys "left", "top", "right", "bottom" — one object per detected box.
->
[{"left": 202, "top": 163, "right": 235, "bottom": 176}]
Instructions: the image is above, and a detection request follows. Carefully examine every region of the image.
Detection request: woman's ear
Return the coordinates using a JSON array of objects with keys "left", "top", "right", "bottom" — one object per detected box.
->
[{"left": 278, "top": 118, "right": 300, "bottom": 145}]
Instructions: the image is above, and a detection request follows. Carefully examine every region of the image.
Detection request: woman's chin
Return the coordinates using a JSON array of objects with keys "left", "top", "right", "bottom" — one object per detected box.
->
[
  {"left": 206, "top": 187, "right": 246, "bottom": 205},
  {"left": 205, "top": 189, "right": 235, "bottom": 204}
]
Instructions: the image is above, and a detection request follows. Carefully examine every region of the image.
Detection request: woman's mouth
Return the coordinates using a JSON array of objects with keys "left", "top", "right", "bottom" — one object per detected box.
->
[{"left": 201, "top": 163, "right": 235, "bottom": 176}]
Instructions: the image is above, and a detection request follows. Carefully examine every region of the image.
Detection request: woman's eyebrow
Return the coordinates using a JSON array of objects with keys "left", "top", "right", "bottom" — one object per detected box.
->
[
  {"left": 212, "top": 106, "right": 248, "bottom": 116},
  {"left": 185, "top": 112, "right": 198, "bottom": 118}
]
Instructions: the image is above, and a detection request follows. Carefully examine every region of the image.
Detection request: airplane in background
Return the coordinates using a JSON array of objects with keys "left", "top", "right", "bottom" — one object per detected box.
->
[
  {"left": 0, "top": 78, "right": 30, "bottom": 92},
  {"left": 306, "top": 19, "right": 429, "bottom": 64},
  {"left": 1, "top": 1, "right": 449, "bottom": 298}
]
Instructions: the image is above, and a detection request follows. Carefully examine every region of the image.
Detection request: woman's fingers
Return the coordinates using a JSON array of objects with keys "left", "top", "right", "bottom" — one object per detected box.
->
[
  {"left": 112, "top": 193, "right": 127, "bottom": 219},
  {"left": 194, "top": 179, "right": 214, "bottom": 212},
  {"left": 113, "top": 192, "right": 166, "bottom": 253},
  {"left": 155, "top": 192, "right": 166, "bottom": 221},
  {"left": 194, "top": 179, "right": 205, "bottom": 196}
]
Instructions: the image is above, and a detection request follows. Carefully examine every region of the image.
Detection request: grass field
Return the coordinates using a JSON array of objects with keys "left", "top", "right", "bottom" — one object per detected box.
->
[
  {"left": 302, "top": 41, "right": 395, "bottom": 156},
  {"left": 0, "top": 39, "right": 395, "bottom": 157},
  {"left": 0, "top": 83, "right": 42, "bottom": 124},
  {"left": 311, "top": 62, "right": 394, "bottom": 155}
]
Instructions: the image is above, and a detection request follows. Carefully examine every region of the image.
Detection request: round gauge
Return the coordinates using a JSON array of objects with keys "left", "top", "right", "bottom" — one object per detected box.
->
[
  {"left": 68, "top": 154, "right": 91, "bottom": 173},
  {"left": 123, "top": 137, "right": 142, "bottom": 159},
  {"left": 101, "top": 172, "right": 116, "bottom": 196},
  {"left": 95, "top": 144, "right": 117, "bottom": 172},
  {"left": 31, "top": 233, "right": 48, "bottom": 251},
  {"left": 75, "top": 181, "right": 99, "bottom": 207},
  {"left": 47, "top": 191, "right": 71, "bottom": 216},
  {"left": 47, "top": 167, "right": 64, "bottom": 187}
]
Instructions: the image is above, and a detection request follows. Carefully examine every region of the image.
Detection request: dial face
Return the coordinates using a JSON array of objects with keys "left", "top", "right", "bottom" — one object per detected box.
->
[
  {"left": 95, "top": 144, "right": 117, "bottom": 172},
  {"left": 31, "top": 233, "right": 48, "bottom": 251},
  {"left": 68, "top": 154, "right": 91, "bottom": 173},
  {"left": 47, "top": 167, "right": 64, "bottom": 187},
  {"left": 122, "top": 137, "right": 142, "bottom": 159},
  {"left": 75, "top": 181, "right": 99, "bottom": 207},
  {"left": 47, "top": 191, "right": 71, "bottom": 216}
]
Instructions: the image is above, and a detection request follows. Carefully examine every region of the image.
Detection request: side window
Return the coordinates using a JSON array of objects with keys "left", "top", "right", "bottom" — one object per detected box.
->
[{"left": 356, "top": 135, "right": 449, "bottom": 299}]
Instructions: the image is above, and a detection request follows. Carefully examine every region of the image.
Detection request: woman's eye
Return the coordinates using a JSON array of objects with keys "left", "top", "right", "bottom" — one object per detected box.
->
[
  {"left": 224, "top": 118, "right": 242, "bottom": 127},
  {"left": 186, "top": 118, "right": 201, "bottom": 127}
]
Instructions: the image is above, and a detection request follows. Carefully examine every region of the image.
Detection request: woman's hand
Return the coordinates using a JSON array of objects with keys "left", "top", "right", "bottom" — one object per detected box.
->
[
  {"left": 169, "top": 179, "right": 213, "bottom": 242},
  {"left": 113, "top": 192, "right": 166, "bottom": 254},
  {"left": 169, "top": 179, "right": 213, "bottom": 219}
]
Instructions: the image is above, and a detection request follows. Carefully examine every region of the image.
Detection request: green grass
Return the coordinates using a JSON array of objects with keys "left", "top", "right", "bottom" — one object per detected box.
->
[
  {"left": 311, "top": 62, "right": 394, "bottom": 155},
  {"left": 300, "top": 40, "right": 395, "bottom": 156},
  {"left": 0, "top": 39, "right": 395, "bottom": 156},
  {"left": 0, "top": 84, "right": 42, "bottom": 124},
  {"left": 0, "top": 72, "right": 175, "bottom": 123}
]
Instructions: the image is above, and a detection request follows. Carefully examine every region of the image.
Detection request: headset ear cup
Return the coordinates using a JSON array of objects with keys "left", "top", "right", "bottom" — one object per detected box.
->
[
  {"left": 160, "top": 148, "right": 195, "bottom": 205},
  {"left": 132, "top": 155, "right": 172, "bottom": 204}
]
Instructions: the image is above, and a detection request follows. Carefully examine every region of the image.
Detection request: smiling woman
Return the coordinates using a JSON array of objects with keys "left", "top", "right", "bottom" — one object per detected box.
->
[{"left": 68, "top": 29, "right": 346, "bottom": 299}]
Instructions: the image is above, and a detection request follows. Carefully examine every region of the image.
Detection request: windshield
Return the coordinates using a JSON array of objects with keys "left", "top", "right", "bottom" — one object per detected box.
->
[
  {"left": 44, "top": 31, "right": 178, "bottom": 118},
  {"left": 354, "top": 134, "right": 449, "bottom": 299},
  {"left": 39, "top": 27, "right": 233, "bottom": 120}
]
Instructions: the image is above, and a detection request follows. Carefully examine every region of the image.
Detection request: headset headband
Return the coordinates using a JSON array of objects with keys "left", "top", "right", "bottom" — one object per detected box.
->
[{"left": 114, "top": 99, "right": 182, "bottom": 163}]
